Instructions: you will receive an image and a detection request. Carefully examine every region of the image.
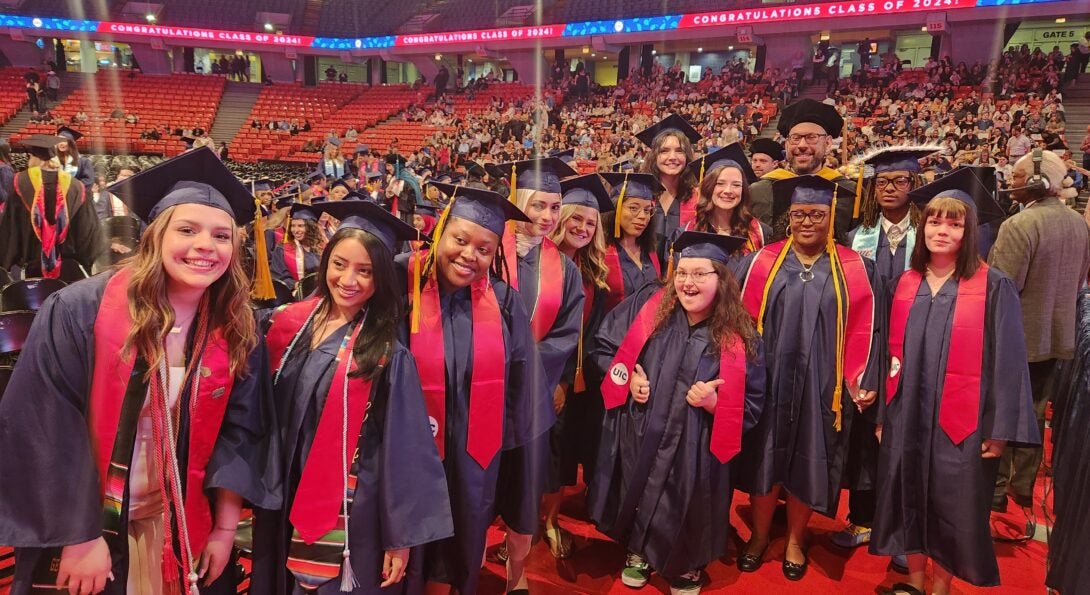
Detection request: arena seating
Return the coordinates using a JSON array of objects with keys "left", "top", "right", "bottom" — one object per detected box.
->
[
  {"left": 0, "top": 68, "right": 30, "bottom": 126},
  {"left": 16, "top": 73, "right": 226, "bottom": 157}
]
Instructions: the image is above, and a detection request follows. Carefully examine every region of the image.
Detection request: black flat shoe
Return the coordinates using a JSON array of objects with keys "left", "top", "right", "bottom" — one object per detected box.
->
[
  {"left": 882, "top": 583, "right": 924, "bottom": 595},
  {"left": 737, "top": 543, "right": 767, "bottom": 573},
  {"left": 782, "top": 555, "right": 808, "bottom": 581}
]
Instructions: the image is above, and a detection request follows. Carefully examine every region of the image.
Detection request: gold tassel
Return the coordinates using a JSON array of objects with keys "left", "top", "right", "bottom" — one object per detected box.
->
[
  {"left": 828, "top": 188, "right": 845, "bottom": 432},
  {"left": 413, "top": 199, "right": 454, "bottom": 334},
  {"left": 613, "top": 173, "right": 629, "bottom": 239},
  {"left": 852, "top": 166, "right": 864, "bottom": 219},
  {"left": 251, "top": 197, "right": 276, "bottom": 300},
  {"left": 699, "top": 157, "right": 706, "bottom": 186},
  {"left": 666, "top": 246, "right": 675, "bottom": 279},
  {"left": 573, "top": 324, "right": 586, "bottom": 392},
  {"left": 507, "top": 163, "right": 518, "bottom": 235},
  {"left": 756, "top": 237, "right": 792, "bottom": 335}
]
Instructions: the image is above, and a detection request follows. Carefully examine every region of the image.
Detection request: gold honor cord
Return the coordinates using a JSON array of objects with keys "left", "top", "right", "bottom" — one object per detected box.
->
[
  {"left": 414, "top": 192, "right": 457, "bottom": 334},
  {"left": 251, "top": 195, "right": 276, "bottom": 300},
  {"left": 613, "top": 173, "right": 630, "bottom": 239}
]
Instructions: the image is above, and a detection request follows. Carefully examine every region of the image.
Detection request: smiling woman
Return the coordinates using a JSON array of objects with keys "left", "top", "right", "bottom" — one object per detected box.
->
[{"left": 0, "top": 147, "right": 282, "bottom": 595}]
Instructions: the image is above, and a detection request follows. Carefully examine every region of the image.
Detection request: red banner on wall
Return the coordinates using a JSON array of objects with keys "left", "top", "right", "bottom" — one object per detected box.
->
[
  {"left": 395, "top": 24, "right": 566, "bottom": 46},
  {"left": 99, "top": 22, "right": 315, "bottom": 47},
  {"left": 678, "top": 0, "right": 978, "bottom": 29}
]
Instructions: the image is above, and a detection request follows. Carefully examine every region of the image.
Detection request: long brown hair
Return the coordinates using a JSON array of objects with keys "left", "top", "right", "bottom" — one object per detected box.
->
[
  {"left": 694, "top": 163, "right": 757, "bottom": 238},
  {"left": 908, "top": 196, "right": 981, "bottom": 280},
  {"left": 641, "top": 130, "right": 698, "bottom": 207},
  {"left": 653, "top": 260, "right": 759, "bottom": 357},
  {"left": 122, "top": 205, "right": 257, "bottom": 379},
  {"left": 549, "top": 203, "right": 610, "bottom": 291},
  {"left": 859, "top": 174, "right": 924, "bottom": 228}
]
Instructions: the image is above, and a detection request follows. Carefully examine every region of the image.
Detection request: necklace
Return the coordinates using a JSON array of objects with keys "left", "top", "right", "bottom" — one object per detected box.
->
[{"left": 799, "top": 261, "right": 816, "bottom": 282}]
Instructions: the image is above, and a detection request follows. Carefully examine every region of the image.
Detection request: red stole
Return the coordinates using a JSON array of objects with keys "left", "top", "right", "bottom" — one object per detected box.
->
[
  {"left": 502, "top": 235, "right": 564, "bottom": 342},
  {"left": 678, "top": 187, "right": 698, "bottom": 231},
  {"left": 283, "top": 242, "right": 301, "bottom": 281},
  {"left": 740, "top": 239, "right": 875, "bottom": 398},
  {"left": 408, "top": 254, "right": 507, "bottom": 468},
  {"left": 887, "top": 265, "right": 988, "bottom": 444},
  {"left": 599, "top": 288, "right": 749, "bottom": 463},
  {"left": 265, "top": 297, "right": 374, "bottom": 543},
  {"left": 88, "top": 268, "right": 234, "bottom": 555},
  {"left": 604, "top": 244, "right": 661, "bottom": 312},
  {"left": 744, "top": 217, "right": 765, "bottom": 255}
]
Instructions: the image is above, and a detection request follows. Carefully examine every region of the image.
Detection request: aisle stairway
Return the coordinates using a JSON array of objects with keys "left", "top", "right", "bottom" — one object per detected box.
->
[
  {"left": 0, "top": 70, "right": 85, "bottom": 139},
  {"left": 208, "top": 81, "right": 264, "bottom": 147}
]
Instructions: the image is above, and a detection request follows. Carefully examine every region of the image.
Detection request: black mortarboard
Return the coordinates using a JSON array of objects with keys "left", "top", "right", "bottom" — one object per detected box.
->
[
  {"left": 342, "top": 191, "right": 366, "bottom": 201},
  {"left": 672, "top": 230, "right": 747, "bottom": 264},
  {"left": 612, "top": 159, "right": 636, "bottom": 173},
  {"left": 253, "top": 178, "right": 274, "bottom": 192},
  {"left": 18, "top": 134, "right": 65, "bottom": 158},
  {"left": 365, "top": 170, "right": 383, "bottom": 180},
  {"left": 689, "top": 143, "right": 758, "bottom": 184},
  {"left": 549, "top": 148, "right": 576, "bottom": 164},
  {"left": 600, "top": 172, "right": 661, "bottom": 201},
  {"left": 484, "top": 163, "right": 506, "bottom": 179},
  {"left": 56, "top": 126, "right": 82, "bottom": 142},
  {"left": 275, "top": 194, "right": 296, "bottom": 209},
  {"left": 777, "top": 98, "right": 845, "bottom": 137},
  {"left": 107, "top": 147, "right": 256, "bottom": 225},
  {"left": 635, "top": 114, "right": 702, "bottom": 147},
  {"left": 289, "top": 203, "right": 319, "bottom": 222},
  {"left": 326, "top": 137, "right": 342, "bottom": 147},
  {"left": 429, "top": 182, "right": 530, "bottom": 237},
  {"left": 385, "top": 154, "right": 407, "bottom": 167},
  {"left": 907, "top": 167, "right": 1004, "bottom": 224},
  {"left": 749, "top": 138, "right": 785, "bottom": 161},
  {"left": 355, "top": 144, "right": 370, "bottom": 154},
  {"left": 306, "top": 171, "right": 326, "bottom": 184},
  {"left": 415, "top": 200, "right": 440, "bottom": 218},
  {"left": 465, "top": 161, "right": 487, "bottom": 179},
  {"left": 771, "top": 175, "right": 851, "bottom": 222},
  {"left": 560, "top": 174, "right": 613, "bottom": 213},
  {"left": 501, "top": 157, "right": 578, "bottom": 194},
  {"left": 858, "top": 146, "right": 940, "bottom": 176},
  {"left": 311, "top": 200, "right": 426, "bottom": 254},
  {"left": 329, "top": 179, "right": 350, "bottom": 192}
]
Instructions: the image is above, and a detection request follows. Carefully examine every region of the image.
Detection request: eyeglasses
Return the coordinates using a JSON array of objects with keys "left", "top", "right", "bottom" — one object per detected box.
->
[
  {"left": 788, "top": 210, "right": 828, "bottom": 223},
  {"left": 874, "top": 176, "right": 913, "bottom": 190},
  {"left": 786, "top": 133, "right": 827, "bottom": 145},
  {"left": 624, "top": 204, "right": 656, "bottom": 218},
  {"left": 674, "top": 270, "right": 719, "bottom": 283}
]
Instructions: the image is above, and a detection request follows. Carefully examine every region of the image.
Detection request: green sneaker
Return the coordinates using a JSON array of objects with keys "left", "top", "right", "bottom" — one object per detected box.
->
[
  {"left": 621, "top": 553, "right": 651, "bottom": 588},
  {"left": 669, "top": 570, "right": 703, "bottom": 595}
]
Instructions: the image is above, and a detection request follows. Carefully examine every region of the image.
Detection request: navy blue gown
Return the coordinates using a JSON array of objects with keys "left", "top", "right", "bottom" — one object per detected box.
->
[
  {"left": 733, "top": 250, "right": 884, "bottom": 516},
  {"left": 250, "top": 313, "right": 454, "bottom": 595},
  {"left": 268, "top": 244, "right": 321, "bottom": 287},
  {"left": 0, "top": 272, "right": 282, "bottom": 595},
  {"left": 393, "top": 257, "right": 552, "bottom": 595},
  {"left": 870, "top": 268, "right": 1040, "bottom": 586},
  {"left": 587, "top": 283, "right": 767, "bottom": 578},
  {"left": 848, "top": 224, "right": 910, "bottom": 285},
  {"left": 612, "top": 243, "right": 660, "bottom": 298}
]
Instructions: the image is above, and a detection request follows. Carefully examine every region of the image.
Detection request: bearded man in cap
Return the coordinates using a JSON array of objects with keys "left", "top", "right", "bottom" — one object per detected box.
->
[{"left": 749, "top": 99, "right": 858, "bottom": 243}]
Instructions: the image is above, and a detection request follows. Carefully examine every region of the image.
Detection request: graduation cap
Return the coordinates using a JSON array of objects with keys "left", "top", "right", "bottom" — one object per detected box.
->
[
  {"left": 600, "top": 172, "right": 661, "bottom": 201},
  {"left": 415, "top": 199, "right": 441, "bottom": 218},
  {"left": 18, "top": 134, "right": 65, "bottom": 159},
  {"left": 484, "top": 163, "right": 507, "bottom": 180},
  {"left": 56, "top": 126, "right": 82, "bottom": 142},
  {"left": 549, "top": 148, "right": 576, "bottom": 164},
  {"left": 907, "top": 167, "right": 1004, "bottom": 225},
  {"left": 612, "top": 159, "right": 636, "bottom": 173},
  {"left": 749, "top": 138, "right": 785, "bottom": 161},
  {"left": 253, "top": 178, "right": 274, "bottom": 193},
  {"left": 560, "top": 174, "right": 613, "bottom": 213},
  {"left": 771, "top": 174, "right": 852, "bottom": 223},
  {"left": 672, "top": 230, "right": 747, "bottom": 265},
  {"left": 310, "top": 200, "right": 427, "bottom": 254},
  {"left": 500, "top": 157, "right": 579, "bottom": 194},
  {"left": 306, "top": 171, "right": 326, "bottom": 184},
  {"left": 856, "top": 146, "right": 941, "bottom": 176},
  {"left": 329, "top": 179, "right": 350, "bottom": 192},
  {"left": 777, "top": 98, "right": 845, "bottom": 137},
  {"left": 288, "top": 203, "right": 319, "bottom": 222},
  {"left": 688, "top": 143, "right": 758, "bottom": 184},
  {"left": 385, "top": 154, "right": 407, "bottom": 167},
  {"left": 326, "top": 137, "right": 342, "bottom": 147},
  {"left": 465, "top": 161, "right": 487, "bottom": 180},
  {"left": 107, "top": 147, "right": 256, "bottom": 225},
  {"left": 360, "top": 170, "right": 381, "bottom": 181},
  {"left": 275, "top": 194, "right": 296, "bottom": 210},
  {"left": 428, "top": 182, "right": 530, "bottom": 237},
  {"left": 635, "top": 114, "right": 702, "bottom": 147},
  {"left": 355, "top": 144, "right": 370, "bottom": 154}
]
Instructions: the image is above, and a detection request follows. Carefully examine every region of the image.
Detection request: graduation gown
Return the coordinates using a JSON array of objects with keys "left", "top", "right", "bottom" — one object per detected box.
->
[
  {"left": 749, "top": 168, "right": 857, "bottom": 244},
  {"left": 587, "top": 283, "right": 766, "bottom": 578},
  {"left": 251, "top": 315, "right": 453, "bottom": 595},
  {"left": 870, "top": 268, "right": 1040, "bottom": 587},
  {"left": 497, "top": 242, "right": 584, "bottom": 498},
  {"left": 0, "top": 272, "right": 282, "bottom": 595},
  {"left": 0, "top": 168, "right": 105, "bottom": 278},
  {"left": 734, "top": 250, "right": 883, "bottom": 515},
  {"left": 393, "top": 261, "right": 552, "bottom": 595},
  {"left": 610, "top": 243, "right": 661, "bottom": 302},
  {"left": 652, "top": 188, "right": 698, "bottom": 264},
  {"left": 268, "top": 243, "right": 320, "bottom": 286},
  {"left": 848, "top": 223, "right": 911, "bottom": 285}
]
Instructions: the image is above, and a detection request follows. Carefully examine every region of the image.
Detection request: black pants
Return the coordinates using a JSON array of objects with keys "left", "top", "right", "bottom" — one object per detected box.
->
[
  {"left": 848, "top": 489, "right": 876, "bottom": 526},
  {"left": 995, "top": 359, "right": 1056, "bottom": 503}
]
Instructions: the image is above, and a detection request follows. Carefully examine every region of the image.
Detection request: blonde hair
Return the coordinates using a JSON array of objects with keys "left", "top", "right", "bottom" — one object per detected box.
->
[
  {"left": 121, "top": 205, "right": 257, "bottom": 378},
  {"left": 549, "top": 203, "right": 610, "bottom": 291}
]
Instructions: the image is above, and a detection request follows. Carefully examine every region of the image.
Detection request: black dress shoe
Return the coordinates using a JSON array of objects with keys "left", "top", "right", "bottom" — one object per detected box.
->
[
  {"left": 737, "top": 544, "right": 767, "bottom": 573},
  {"left": 782, "top": 555, "right": 808, "bottom": 581}
]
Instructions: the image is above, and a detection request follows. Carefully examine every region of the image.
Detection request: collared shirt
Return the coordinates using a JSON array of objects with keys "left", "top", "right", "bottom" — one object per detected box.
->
[{"left": 881, "top": 214, "right": 911, "bottom": 254}]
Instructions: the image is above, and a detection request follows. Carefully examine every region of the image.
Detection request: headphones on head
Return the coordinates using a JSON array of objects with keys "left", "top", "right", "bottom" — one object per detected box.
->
[{"left": 1030, "top": 147, "right": 1050, "bottom": 192}]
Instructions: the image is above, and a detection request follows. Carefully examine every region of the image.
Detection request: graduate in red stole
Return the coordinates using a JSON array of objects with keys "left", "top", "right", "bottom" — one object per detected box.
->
[
  {"left": 685, "top": 143, "right": 770, "bottom": 258},
  {"left": 734, "top": 175, "right": 884, "bottom": 582},
  {"left": 870, "top": 170, "right": 1039, "bottom": 595},
  {"left": 269, "top": 203, "right": 323, "bottom": 287},
  {"left": 395, "top": 184, "right": 552, "bottom": 595},
  {"left": 0, "top": 147, "right": 282, "bottom": 595},
  {"left": 251, "top": 200, "right": 453, "bottom": 595},
  {"left": 634, "top": 115, "right": 703, "bottom": 266},
  {"left": 493, "top": 157, "right": 585, "bottom": 584},
  {"left": 599, "top": 173, "right": 663, "bottom": 312},
  {"left": 588, "top": 231, "right": 766, "bottom": 594}
]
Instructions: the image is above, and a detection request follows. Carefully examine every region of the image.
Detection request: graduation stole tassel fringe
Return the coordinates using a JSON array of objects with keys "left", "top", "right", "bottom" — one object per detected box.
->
[
  {"left": 887, "top": 265, "right": 988, "bottom": 444},
  {"left": 251, "top": 197, "right": 276, "bottom": 300}
]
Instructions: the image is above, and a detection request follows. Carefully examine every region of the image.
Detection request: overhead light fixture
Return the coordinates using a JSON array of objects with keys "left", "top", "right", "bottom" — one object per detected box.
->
[
  {"left": 582, "top": 46, "right": 590, "bottom": 54},
  {"left": 651, "top": 49, "right": 657, "bottom": 55},
  {"left": 921, "top": 26, "right": 928, "bottom": 31},
  {"left": 145, "top": 13, "right": 156, "bottom": 22},
  {"left": 728, "top": 45, "right": 734, "bottom": 50},
  {"left": 435, "top": 53, "right": 442, "bottom": 60},
  {"left": 602, "top": 55, "right": 607, "bottom": 60},
  {"left": 467, "top": 58, "right": 473, "bottom": 63},
  {"left": 697, "top": 47, "right": 703, "bottom": 52},
  {"left": 591, "top": 53, "right": 596, "bottom": 57},
  {"left": 1055, "top": 17, "right": 1066, "bottom": 23},
  {"left": 820, "top": 33, "right": 830, "bottom": 41},
  {"left": 264, "top": 22, "right": 274, "bottom": 31}
]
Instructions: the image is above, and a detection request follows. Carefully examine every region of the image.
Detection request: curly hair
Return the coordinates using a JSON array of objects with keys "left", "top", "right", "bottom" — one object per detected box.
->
[
  {"left": 693, "top": 163, "right": 758, "bottom": 239},
  {"left": 858, "top": 174, "right": 924, "bottom": 229},
  {"left": 652, "top": 260, "right": 759, "bottom": 358}
]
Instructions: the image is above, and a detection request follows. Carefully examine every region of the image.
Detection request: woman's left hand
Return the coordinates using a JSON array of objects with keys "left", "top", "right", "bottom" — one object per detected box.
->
[
  {"left": 686, "top": 379, "right": 724, "bottom": 412},
  {"left": 981, "top": 439, "right": 1007, "bottom": 459},
  {"left": 380, "top": 548, "right": 410, "bottom": 587},
  {"left": 198, "top": 527, "right": 235, "bottom": 586}
]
